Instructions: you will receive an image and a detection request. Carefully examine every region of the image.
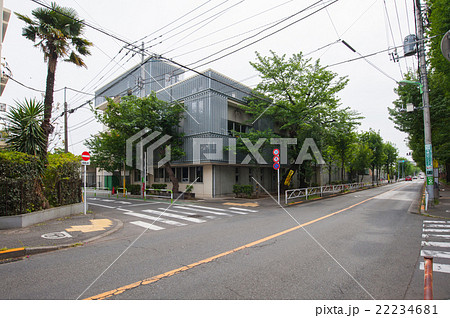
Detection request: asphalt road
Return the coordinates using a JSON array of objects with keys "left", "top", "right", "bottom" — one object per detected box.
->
[{"left": 1, "top": 180, "right": 446, "bottom": 300}]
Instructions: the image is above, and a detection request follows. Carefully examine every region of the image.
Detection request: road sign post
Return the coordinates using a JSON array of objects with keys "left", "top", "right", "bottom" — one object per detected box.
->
[
  {"left": 81, "top": 151, "right": 90, "bottom": 215},
  {"left": 273, "top": 149, "right": 280, "bottom": 205}
]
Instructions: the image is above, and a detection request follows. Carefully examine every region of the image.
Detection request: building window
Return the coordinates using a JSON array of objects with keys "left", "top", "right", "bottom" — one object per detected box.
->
[
  {"left": 196, "top": 166, "right": 203, "bottom": 183},
  {"left": 134, "top": 170, "right": 141, "bottom": 182},
  {"left": 182, "top": 167, "right": 189, "bottom": 182},
  {"left": 189, "top": 167, "right": 196, "bottom": 182},
  {"left": 228, "top": 120, "right": 250, "bottom": 136}
]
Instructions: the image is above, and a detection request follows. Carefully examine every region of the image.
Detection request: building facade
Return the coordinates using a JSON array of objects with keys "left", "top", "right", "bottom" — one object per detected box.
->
[{"left": 95, "top": 58, "right": 279, "bottom": 198}]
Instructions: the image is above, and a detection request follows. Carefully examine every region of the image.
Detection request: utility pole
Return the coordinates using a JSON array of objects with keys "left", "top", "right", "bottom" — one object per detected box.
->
[
  {"left": 64, "top": 87, "right": 68, "bottom": 153},
  {"left": 415, "top": 0, "right": 435, "bottom": 202},
  {"left": 140, "top": 42, "right": 145, "bottom": 98}
]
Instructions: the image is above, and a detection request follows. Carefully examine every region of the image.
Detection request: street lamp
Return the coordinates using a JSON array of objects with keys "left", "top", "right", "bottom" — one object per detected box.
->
[{"left": 398, "top": 80, "right": 423, "bottom": 94}]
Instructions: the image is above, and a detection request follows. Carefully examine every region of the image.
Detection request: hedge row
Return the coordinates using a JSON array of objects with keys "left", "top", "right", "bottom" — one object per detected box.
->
[{"left": 0, "top": 151, "right": 82, "bottom": 216}]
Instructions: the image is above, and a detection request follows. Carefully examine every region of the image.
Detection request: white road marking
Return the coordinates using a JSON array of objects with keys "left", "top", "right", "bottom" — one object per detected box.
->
[
  {"left": 124, "top": 212, "right": 186, "bottom": 227},
  {"left": 423, "top": 228, "right": 450, "bottom": 233},
  {"left": 142, "top": 209, "right": 206, "bottom": 223},
  {"left": 117, "top": 208, "right": 132, "bottom": 212},
  {"left": 228, "top": 207, "right": 258, "bottom": 213},
  {"left": 423, "top": 220, "right": 449, "bottom": 224},
  {"left": 130, "top": 221, "right": 164, "bottom": 231},
  {"left": 421, "top": 250, "right": 450, "bottom": 259},
  {"left": 116, "top": 201, "right": 131, "bottom": 205},
  {"left": 89, "top": 203, "right": 116, "bottom": 209},
  {"left": 421, "top": 241, "right": 450, "bottom": 248},
  {"left": 172, "top": 206, "right": 232, "bottom": 216},
  {"left": 182, "top": 204, "right": 227, "bottom": 212},
  {"left": 423, "top": 224, "right": 450, "bottom": 228},
  {"left": 100, "top": 199, "right": 114, "bottom": 202},
  {"left": 419, "top": 262, "right": 450, "bottom": 274},
  {"left": 127, "top": 202, "right": 160, "bottom": 207},
  {"left": 422, "top": 234, "right": 450, "bottom": 239}
]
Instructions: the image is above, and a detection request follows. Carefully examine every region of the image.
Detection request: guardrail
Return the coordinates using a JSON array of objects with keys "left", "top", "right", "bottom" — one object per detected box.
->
[
  {"left": 285, "top": 182, "right": 386, "bottom": 205},
  {"left": 144, "top": 188, "right": 173, "bottom": 204}
]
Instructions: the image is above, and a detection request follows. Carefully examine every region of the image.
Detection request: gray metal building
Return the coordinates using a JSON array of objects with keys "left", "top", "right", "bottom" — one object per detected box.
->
[{"left": 95, "top": 58, "right": 276, "bottom": 198}]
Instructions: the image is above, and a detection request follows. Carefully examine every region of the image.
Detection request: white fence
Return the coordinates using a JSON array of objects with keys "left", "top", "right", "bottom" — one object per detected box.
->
[{"left": 285, "top": 182, "right": 382, "bottom": 205}]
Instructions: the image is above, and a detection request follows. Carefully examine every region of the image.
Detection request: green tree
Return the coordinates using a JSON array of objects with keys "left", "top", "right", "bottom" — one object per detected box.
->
[
  {"left": 349, "top": 138, "right": 373, "bottom": 183},
  {"left": 16, "top": 2, "right": 92, "bottom": 158},
  {"left": 383, "top": 142, "right": 398, "bottom": 182},
  {"left": 87, "top": 94, "right": 185, "bottom": 193},
  {"left": 5, "top": 98, "right": 46, "bottom": 157},
  {"left": 244, "top": 51, "right": 353, "bottom": 186},
  {"left": 360, "top": 129, "right": 385, "bottom": 183}
]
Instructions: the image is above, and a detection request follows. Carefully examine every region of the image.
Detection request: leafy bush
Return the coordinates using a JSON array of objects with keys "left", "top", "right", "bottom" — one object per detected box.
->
[
  {"left": 151, "top": 183, "right": 167, "bottom": 190},
  {"left": 128, "top": 184, "right": 141, "bottom": 195},
  {"left": 0, "top": 151, "right": 43, "bottom": 216},
  {"left": 185, "top": 185, "right": 193, "bottom": 193},
  {"left": 233, "top": 184, "right": 253, "bottom": 198},
  {"left": 43, "top": 152, "right": 82, "bottom": 207}
]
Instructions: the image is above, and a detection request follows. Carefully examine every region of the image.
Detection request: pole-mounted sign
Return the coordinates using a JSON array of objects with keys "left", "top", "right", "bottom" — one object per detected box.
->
[
  {"left": 273, "top": 149, "right": 280, "bottom": 205},
  {"left": 81, "top": 151, "right": 90, "bottom": 214}
]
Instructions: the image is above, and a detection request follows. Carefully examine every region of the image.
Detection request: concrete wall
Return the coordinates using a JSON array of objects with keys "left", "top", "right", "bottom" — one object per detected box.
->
[{"left": 0, "top": 203, "right": 84, "bottom": 229}]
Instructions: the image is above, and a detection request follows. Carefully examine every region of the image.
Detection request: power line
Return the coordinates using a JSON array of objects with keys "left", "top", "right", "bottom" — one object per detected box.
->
[
  {"left": 129, "top": 0, "right": 214, "bottom": 48},
  {"left": 187, "top": 0, "right": 339, "bottom": 69},
  {"left": 163, "top": 0, "right": 294, "bottom": 57}
]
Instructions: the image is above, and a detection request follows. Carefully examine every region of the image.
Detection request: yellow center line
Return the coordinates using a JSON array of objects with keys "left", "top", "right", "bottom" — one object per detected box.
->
[{"left": 84, "top": 183, "right": 408, "bottom": 300}]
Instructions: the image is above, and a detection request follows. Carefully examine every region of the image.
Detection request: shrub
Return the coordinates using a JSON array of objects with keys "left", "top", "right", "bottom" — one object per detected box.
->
[
  {"left": 233, "top": 184, "right": 253, "bottom": 198},
  {"left": 0, "top": 151, "right": 43, "bottom": 216},
  {"left": 151, "top": 183, "right": 167, "bottom": 190},
  {"left": 128, "top": 184, "right": 141, "bottom": 195},
  {"left": 43, "top": 152, "right": 82, "bottom": 207}
]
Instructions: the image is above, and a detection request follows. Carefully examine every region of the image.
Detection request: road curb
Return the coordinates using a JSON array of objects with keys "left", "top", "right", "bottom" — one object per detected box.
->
[{"left": 0, "top": 218, "right": 123, "bottom": 261}]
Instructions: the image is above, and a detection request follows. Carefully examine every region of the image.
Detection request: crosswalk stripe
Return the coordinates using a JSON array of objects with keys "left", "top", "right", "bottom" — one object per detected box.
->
[
  {"left": 421, "top": 241, "right": 450, "bottom": 248},
  {"left": 124, "top": 212, "right": 186, "bottom": 227},
  {"left": 421, "top": 250, "right": 450, "bottom": 259},
  {"left": 228, "top": 207, "right": 258, "bottom": 213},
  {"left": 423, "top": 228, "right": 450, "bottom": 233},
  {"left": 89, "top": 202, "right": 115, "bottom": 209},
  {"left": 419, "top": 262, "right": 450, "bottom": 274},
  {"left": 142, "top": 209, "right": 206, "bottom": 223},
  {"left": 116, "top": 201, "right": 131, "bottom": 205},
  {"left": 100, "top": 199, "right": 114, "bottom": 202},
  {"left": 130, "top": 221, "right": 165, "bottom": 231},
  {"left": 172, "top": 206, "right": 232, "bottom": 216},
  {"left": 181, "top": 204, "right": 227, "bottom": 212},
  {"left": 422, "top": 234, "right": 450, "bottom": 239},
  {"left": 156, "top": 208, "right": 217, "bottom": 219},
  {"left": 423, "top": 220, "right": 448, "bottom": 224},
  {"left": 423, "top": 224, "right": 450, "bottom": 228}
]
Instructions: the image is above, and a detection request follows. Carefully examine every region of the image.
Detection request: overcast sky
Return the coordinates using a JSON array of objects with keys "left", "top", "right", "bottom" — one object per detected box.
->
[{"left": 1, "top": 0, "right": 419, "bottom": 159}]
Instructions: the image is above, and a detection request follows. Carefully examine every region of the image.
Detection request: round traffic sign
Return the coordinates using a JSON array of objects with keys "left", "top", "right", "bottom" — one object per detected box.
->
[
  {"left": 81, "top": 151, "right": 90, "bottom": 161},
  {"left": 273, "top": 163, "right": 280, "bottom": 170},
  {"left": 273, "top": 148, "right": 280, "bottom": 156},
  {"left": 273, "top": 156, "right": 280, "bottom": 163}
]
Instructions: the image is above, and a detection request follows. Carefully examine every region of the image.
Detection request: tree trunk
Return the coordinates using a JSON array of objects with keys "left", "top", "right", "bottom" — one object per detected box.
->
[
  {"left": 41, "top": 54, "right": 58, "bottom": 159},
  {"left": 164, "top": 162, "right": 179, "bottom": 194}
]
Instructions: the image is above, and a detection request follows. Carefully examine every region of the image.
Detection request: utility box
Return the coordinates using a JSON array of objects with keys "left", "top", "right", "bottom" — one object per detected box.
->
[{"left": 404, "top": 34, "right": 417, "bottom": 57}]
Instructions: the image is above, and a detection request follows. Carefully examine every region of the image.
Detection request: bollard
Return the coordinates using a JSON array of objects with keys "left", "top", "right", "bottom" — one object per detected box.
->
[{"left": 423, "top": 256, "right": 433, "bottom": 300}]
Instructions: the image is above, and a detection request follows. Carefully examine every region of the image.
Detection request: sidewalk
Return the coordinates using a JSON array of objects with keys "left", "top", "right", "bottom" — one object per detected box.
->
[
  {"left": 0, "top": 212, "right": 122, "bottom": 261},
  {"left": 421, "top": 182, "right": 450, "bottom": 219}
]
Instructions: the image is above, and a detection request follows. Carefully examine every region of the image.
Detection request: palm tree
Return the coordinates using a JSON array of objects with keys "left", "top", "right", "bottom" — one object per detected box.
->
[
  {"left": 6, "top": 98, "right": 45, "bottom": 156},
  {"left": 15, "top": 2, "right": 92, "bottom": 158}
]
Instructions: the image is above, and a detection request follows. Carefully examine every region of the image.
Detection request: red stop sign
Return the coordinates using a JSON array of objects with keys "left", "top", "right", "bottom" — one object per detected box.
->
[{"left": 81, "top": 151, "right": 90, "bottom": 161}]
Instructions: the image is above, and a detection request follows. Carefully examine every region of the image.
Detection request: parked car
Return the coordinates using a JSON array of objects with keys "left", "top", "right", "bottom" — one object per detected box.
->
[
  {"left": 413, "top": 176, "right": 418, "bottom": 179},
  {"left": 405, "top": 176, "right": 412, "bottom": 181},
  {"left": 420, "top": 175, "right": 425, "bottom": 179}
]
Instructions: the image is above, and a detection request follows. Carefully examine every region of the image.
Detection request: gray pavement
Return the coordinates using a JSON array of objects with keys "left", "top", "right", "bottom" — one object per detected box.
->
[{"left": 0, "top": 211, "right": 122, "bottom": 261}]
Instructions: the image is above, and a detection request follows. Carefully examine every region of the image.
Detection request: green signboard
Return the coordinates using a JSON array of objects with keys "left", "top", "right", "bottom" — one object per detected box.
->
[
  {"left": 425, "top": 144, "right": 433, "bottom": 175},
  {"left": 427, "top": 176, "right": 434, "bottom": 185}
]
